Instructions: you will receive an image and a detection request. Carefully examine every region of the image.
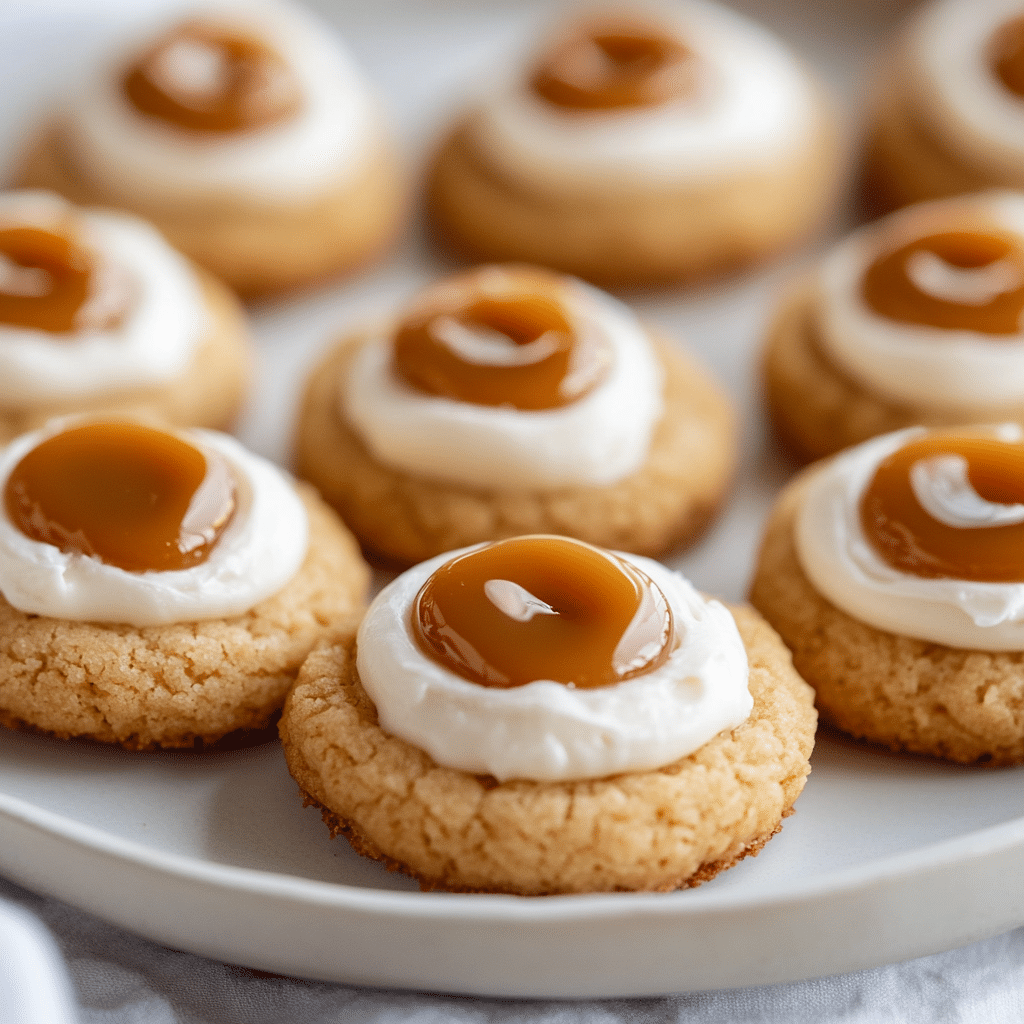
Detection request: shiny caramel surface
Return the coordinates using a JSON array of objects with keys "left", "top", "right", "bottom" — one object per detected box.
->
[
  {"left": 862, "top": 230, "right": 1024, "bottom": 334},
  {"left": 392, "top": 268, "right": 609, "bottom": 410},
  {"left": 531, "top": 19, "right": 696, "bottom": 110},
  {"left": 123, "top": 21, "right": 301, "bottom": 134},
  {"left": 0, "top": 226, "right": 95, "bottom": 333},
  {"left": 861, "top": 433, "right": 1024, "bottom": 582},
  {"left": 5, "top": 421, "right": 236, "bottom": 573},
  {"left": 412, "top": 535, "right": 674, "bottom": 689},
  {"left": 991, "top": 15, "right": 1024, "bottom": 97}
]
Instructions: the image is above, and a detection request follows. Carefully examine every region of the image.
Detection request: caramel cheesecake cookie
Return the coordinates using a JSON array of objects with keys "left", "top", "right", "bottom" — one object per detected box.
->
[
  {"left": 751, "top": 424, "right": 1024, "bottom": 764},
  {"left": 295, "top": 264, "right": 736, "bottom": 566},
  {"left": 0, "top": 417, "right": 368, "bottom": 749},
  {"left": 281, "top": 534, "right": 816, "bottom": 895},
  {"left": 764, "top": 191, "right": 1024, "bottom": 463},
  {"left": 15, "top": 1, "right": 403, "bottom": 297},
  {"left": 865, "top": 0, "right": 1024, "bottom": 212},
  {"left": 0, "top": 190, "right": 250, "bottom": 445},
  {"left": 427, "top": 3, "right": 838, "bottom": 286}
]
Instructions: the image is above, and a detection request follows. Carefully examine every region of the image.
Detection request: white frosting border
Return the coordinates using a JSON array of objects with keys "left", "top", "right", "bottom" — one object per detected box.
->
[
  {"left": 795, "top": 424, "right": 1024, "bottom": 650},
  {"left": 356, "top": 544, "right": 752, "bottom": 782},
  {"left": 342, "top": 277, "right": 664, "bottom": 489},
  {"left": 0, "top": 191, "right": 207, "bottom": 407},
  {"left": 0, "top": 419, "right": 308, "bottom": 626},
  {"left": 62, "top": 0, "right": 377, "bottom": 204},
  {"left": 468, "top": 0, "right": 818, "bottom": 192}
]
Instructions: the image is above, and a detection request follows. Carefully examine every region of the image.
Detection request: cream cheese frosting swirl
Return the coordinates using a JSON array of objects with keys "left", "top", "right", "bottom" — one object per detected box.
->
[
  {"left": 909, "top": 0, "right": 1024, "bottom": 186},
  {"left": 342, "top": 270, "right": 664, "bottom": 489},
  {"left": 815, "top": 192, "right": 1024, "bottom": 412},
  {"left": 796, "top": 424, "right": 1024, "bottom": 650},
  {"left": 356, "top": 545, "right": 751, "bottom": 782},
  {"left": 63, "top": 0, "right": 377, "bottom": 204},
  {"left": 0, "top": 419, "right": 308, "bottom": 626},
  {"left": 468, "top": 0, "right": 818, "bottom": 194}
]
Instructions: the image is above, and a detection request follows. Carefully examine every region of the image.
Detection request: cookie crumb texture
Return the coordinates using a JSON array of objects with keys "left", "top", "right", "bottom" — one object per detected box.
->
[
  {"left": 295, "top": 331, "right": 736, "bottom": 566},
  {"left": 0, "top": 487, "right": 368, "bottom": 749},
  {"left": 279, "top": 605, "right": 816, "bottom": 895},
  {"left": 761, "top": 281, "right": 1023, "bottom": 464},
  {"left": 751, "top": 473, "right": 1024, "bottom": 765}
]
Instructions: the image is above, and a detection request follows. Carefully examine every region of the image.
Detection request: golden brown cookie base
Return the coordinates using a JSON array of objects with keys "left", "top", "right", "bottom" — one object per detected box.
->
[
  {"left": 0, "top": 487, "right": 369, "bottom": 750},
  {"left": 862, "top": 52, "right": 1020, "bottom": 215},
  {"left": 278, "top": 605, "right": 816, "bottom": 895},
  {"left": 426, "top": 105, "right": 840, "bottom": 288},
  {"left": 294, "top": 331, "right": 736, "bottom": 567},
  {"left": 0, "top": 269, "right": 251, "bottom": 446},
  {"left": 15, "top": 126, "right": 405, "bottom": 299},
  {"left": 761, "top": 281, "right": 1024, "bottom": 464},
  {"left": 750, "top": 471, "right": 1024, "bottom": 765}
]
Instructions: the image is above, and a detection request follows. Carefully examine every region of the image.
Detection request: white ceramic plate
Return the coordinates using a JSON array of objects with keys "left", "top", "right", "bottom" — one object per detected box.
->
[{"left": 3, "top": 0, "right": 1024, "bottom": 1001}]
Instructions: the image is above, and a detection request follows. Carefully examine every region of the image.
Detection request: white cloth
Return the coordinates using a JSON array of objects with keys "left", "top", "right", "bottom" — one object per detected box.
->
[{"left": 3, "top": 874, "right": 1024, "bottom": 1024}]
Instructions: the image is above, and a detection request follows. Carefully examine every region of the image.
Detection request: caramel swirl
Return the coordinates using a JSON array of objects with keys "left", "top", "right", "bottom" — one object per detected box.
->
[
  {"left": 412, "top": 535, "right": 674, "bottom": 690},
  {"left": 123, "top": 20, "right": 301, "bottom": 134},
  {"left": 991, "top": 15, "right": 1024, "bottom": 98},
  {"left": 531, "top": 19, "right": 697, "bottom": 111},
  {"left": 4, "top": 421, "right": 236, "bottom": 573},
  {"left": 861, "top": 432, "right": 1024, "bottom": 582},
  {"left": 392, "top": 267, "right": 610, "bottom": 410},
  {"left": 862, "top": 229, "right": 1024, "bottom": 334}
]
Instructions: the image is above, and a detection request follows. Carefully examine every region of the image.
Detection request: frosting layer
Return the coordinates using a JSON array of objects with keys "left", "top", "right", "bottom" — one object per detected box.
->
[
  {"left": 357, "top": 545, "right": 751, "bottom": 782},
  {"left": 342, "top": 274, "right": 663, "bottom": 489},
  {"left": 0, "top": 191, "right": 206, "bottom": 407},
  {"left": 63, "top": 0, "right": 377, "bottom": 203},
  {"left": 796, "top": 424, "right": 1024, "bottom": 649},
  {"left": 0, "top": 420, "right": 308, "bottom": 626},
  {"left": 469, "top": 0, "right": 817, "bottom": 192},
  {"left": 815, "top": 192, "right": 1024, "bottom": 412}
]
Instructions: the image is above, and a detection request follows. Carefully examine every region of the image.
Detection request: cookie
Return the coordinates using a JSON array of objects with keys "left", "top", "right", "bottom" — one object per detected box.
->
[
  {"left": 294, "top": 267, "right": 736, "bottom": 566},
  {"left": 13, "top": 3, "right": 403, "bottom": 297},
  {"left": 426, "top": 4, "right": 838, "bottom": 286},
  {"left": 280, "top": 538, "right": 816, "bottom": 895},
  {"left": 0, "top": 420, "right": 368, "bottom": 749},
  {"left": 0, "top": 191, "right": 251, "bottom": 444},
  {"left": 763, "top": 192, "right": 1024, "bottom": 463},
  {"left": 751, "top": 426, "right": 1024, "bottom": 764}
]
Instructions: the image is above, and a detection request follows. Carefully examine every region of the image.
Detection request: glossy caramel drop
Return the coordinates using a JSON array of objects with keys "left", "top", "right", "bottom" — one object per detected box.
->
[
  {"left": 991, "top": 15, "right": 1024, "bottom": 97},
  {"left": 5, "top": 421, "right": 236, "bottom": 573},
  {"left": 123, "top": 21, "right": 301, "bottom": 134},
  {"left": 0, "top": 226, "right": 95, "bottom": 333},
  {"left": 861, "top": 433, "right": 1024, "bottom": 582},
  {"left": 412, "top": 535, "right": 674, "bottom": 689},
  {"left": 392, "top": 269, "right": 609, "bottom": 410},
  {"left": 862, "top": 230, "right": 1024, "bottom": 334},
  {"left": 532, "top": 19, "right": 696, "bottom": 110}
]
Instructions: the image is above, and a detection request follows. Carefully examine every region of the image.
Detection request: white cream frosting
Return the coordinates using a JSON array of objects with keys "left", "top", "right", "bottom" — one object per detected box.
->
[
  {"left": 795, "top": 424, "right": 1024, "bottom": 650},
  {"left": 342, "top": 273, "right": 664, "bottom": 489},
  {"left": 468, "top": 0, "right": 818, "bottom": 193},
  {"left": 63, "top": 0, "right": 377, "bottom": 204},
  {"left": 909, "top": 0, "right": 1024, "bottom": 185},
  {"left": 356, "top": 545, "right": 752, "bottom": 782},
  {"left": 815, "top": 191, "right": 1024, "bottom": 413},
  {"left": 0, "top": 420, "right": 308, "bottom": 626},
  {"left": 0, "top": 191, "right": 207, "bottom": 407}
]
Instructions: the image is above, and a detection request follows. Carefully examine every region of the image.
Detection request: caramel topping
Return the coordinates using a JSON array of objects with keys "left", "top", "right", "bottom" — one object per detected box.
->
[
  {"left": 0, "top": 226, "right": 97, "bottom": 334},
  {"left": 4, "top": 421, "right": 236, "bottom": 573},
  {"left": 412, "top": 535, "right": 674, "bottom": 689},
  {"left": 123, "top": 21, "right": 301, "bottom": 134},
  {"left": 862, "top": 230, "right": 1024, "bottom": 334},
  {"left": 861, "top": 433, "right": 1024, "bottom": 582},
  {"left": 392, "top": 268, "right": 610, "bottom": 411},
  {"left": 532, "top": 19, "right": 697, "bottom": 110},
  {"left": 991, "top": 15, "right": 1024, "bottom": 97}
]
